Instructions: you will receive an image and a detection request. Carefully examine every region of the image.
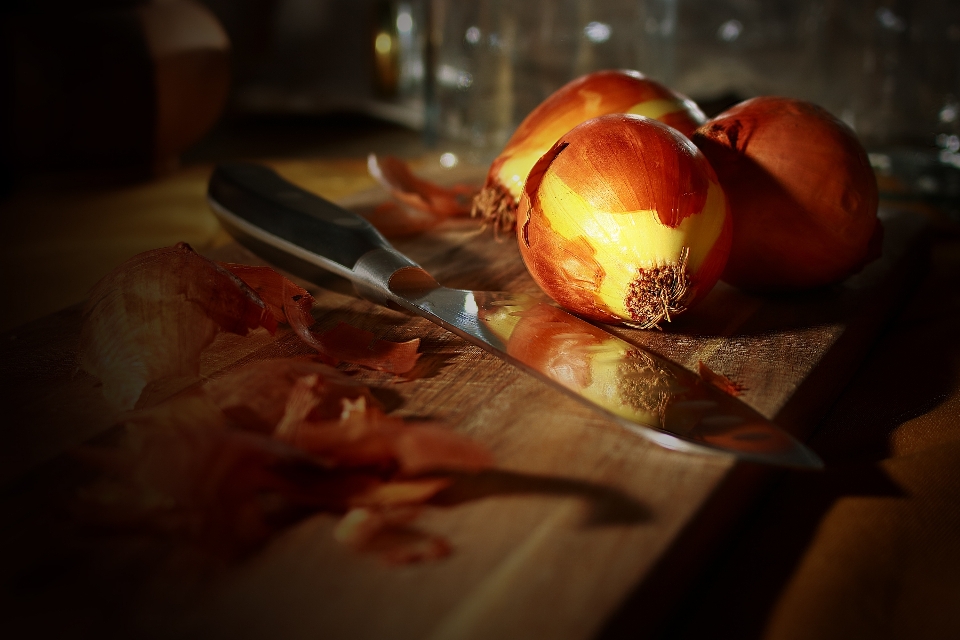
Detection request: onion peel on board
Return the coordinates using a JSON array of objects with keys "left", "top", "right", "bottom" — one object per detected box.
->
[
  {"left": 219, "top": 262, "right": 319, "bottom": 350},
  {"left": 276, "top": 377, "right": 493, "bottom": 475},
  {"left": 367, "top": 153, "right": 477, "bottom": 218},
  {"left": 223, "top": 264, "right": 421, "bottom": 374},
  {"left": 76, "top": 357, "right": 493, "bottom": 562},
  {"left": 203, "top": 357, "right": 381, "bottom": 434},
  {"left": 77, "top": 244, "right": 477, "bottom": 563},
  {"left": 312, "top": 321, "right": 421, "bottom": 375},
  {"left": 81, "top": 245, "right": 423, "bottom": 410},
  {"left": 79, "top": 243, "right": 276, "bottom": 410}
]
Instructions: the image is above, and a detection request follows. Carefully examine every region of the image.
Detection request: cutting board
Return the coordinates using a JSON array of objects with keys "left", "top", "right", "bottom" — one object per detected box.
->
[{"left": 0, "top": 162, "right": 929, "bottom": 640}]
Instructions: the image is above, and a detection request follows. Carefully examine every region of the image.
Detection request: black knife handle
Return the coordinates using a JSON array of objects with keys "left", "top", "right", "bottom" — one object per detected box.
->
[{"left": 207, "top": 162, "right": 426, "bottom": 304}]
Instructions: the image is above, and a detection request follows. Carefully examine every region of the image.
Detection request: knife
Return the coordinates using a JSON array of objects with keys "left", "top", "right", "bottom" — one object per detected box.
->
[{"left": 207, "top": 162, "right": 823, "bottom": 469}]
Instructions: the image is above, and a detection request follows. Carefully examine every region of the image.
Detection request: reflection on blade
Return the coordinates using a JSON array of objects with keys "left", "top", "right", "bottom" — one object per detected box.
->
[{"left": 398, "top": 287, "right": 821, "bottom": 469}]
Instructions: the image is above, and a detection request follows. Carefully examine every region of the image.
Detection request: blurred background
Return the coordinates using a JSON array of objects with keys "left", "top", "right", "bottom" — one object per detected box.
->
[{"left": 2, "top": 0, "right": 959, "bottom": 205}]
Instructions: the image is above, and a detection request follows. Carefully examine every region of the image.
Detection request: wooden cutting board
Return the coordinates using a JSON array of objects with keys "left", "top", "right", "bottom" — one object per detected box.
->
[{"left": 0, "top": 162, "right": 929, "bottom": 640}]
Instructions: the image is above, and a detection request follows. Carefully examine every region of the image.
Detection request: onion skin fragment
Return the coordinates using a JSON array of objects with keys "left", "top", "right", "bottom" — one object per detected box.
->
[
  {"left": 692, "top": 96, "right": 882, "bottom": 292},
  {"left": 204, "top": 358, "right": 379, "bottom": 434},
  {"left": 518, "top": 114, "right": 732, "bottom": 329},
  {"left": 81, "top": 242, "right": 424, "bottom": 411},
  {"left": 76, "top": 357, "right": 493, "bottom": 560},
  {"left": 473, "top": 69, "right": 706, "bottom": 234},
  {"left": 368, "top": 154, "right": 477, "bottom": 218},
  {"left": 221, "top": 265, "right": 421, "bottom": 374},
  {"left": 79, "top": 243, "right": 274, "bottom": 410},
  {"left": 312, "top": 322, "right": 421, "bottom": 375}
]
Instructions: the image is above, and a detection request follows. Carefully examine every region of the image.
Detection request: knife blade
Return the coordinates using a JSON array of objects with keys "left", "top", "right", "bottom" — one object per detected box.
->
[{"left": 207, "top": 162, "right": 823, "bottom": 469}]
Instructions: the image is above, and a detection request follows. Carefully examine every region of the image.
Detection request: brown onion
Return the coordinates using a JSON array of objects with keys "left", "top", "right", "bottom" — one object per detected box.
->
[
  {"left": 692, "top": 96, "right": 882, "bottom": 292},
  {"left": 473, "top": 69, "right": 706, "bottom": 235},
  {"left": 517, "top": 114, "right": 732, "bottom": 329}
]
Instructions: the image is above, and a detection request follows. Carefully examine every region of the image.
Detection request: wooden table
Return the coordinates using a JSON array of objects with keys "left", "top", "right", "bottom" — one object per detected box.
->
[{"left": 0, "top": 149, "right": 940, "bottom": 640}]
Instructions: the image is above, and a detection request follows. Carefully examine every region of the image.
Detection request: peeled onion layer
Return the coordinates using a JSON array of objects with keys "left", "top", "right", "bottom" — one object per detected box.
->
[
  {"left": 367, "top": 154, "right": 477, "bottom": 217},
  {"left": 360, "top": 200, "right": 440, "bottom": 238},
  {"left": 362, "top": 154, "right": 479, "bottom": 238},
  {"left": 312, "top": 322, "right": 421, "bottom": 375},
  {"left": 79, "top": 243, "right": 275, "bottom": 410},
  {"left": 473, "top": 69, "right": 706, "bottom": 234},
  {"left": 692, "top": 96, "right": 882, "bottom": 291},
  {"left": 204, "top": 357, "right": 380, "bottom": 433},
  {"left": 77, "top": 357, "right": 493, "bottom": 560},
  {"left": 220, "top": 262, "right": 323, "bottom": 352},
  {"left": 518, "top": 114, "right": 732, "bottom": 329},
  {"left": 80, "top": 244, "right": 425, "bottom": 411},
  {"left": 219, "top": 264, "right": 421, "bottom": 374}
]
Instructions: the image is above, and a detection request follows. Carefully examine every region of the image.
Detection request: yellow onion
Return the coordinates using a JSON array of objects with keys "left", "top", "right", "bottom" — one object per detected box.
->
[
  {"left": 518, "top": 114, "right": 732, "bottom": 329},
  {"left": 472, "top": 69, "right": 706, "bottom": 235},
  {"left": 692, "top": 96, "right": 882, "bottom": 292}
]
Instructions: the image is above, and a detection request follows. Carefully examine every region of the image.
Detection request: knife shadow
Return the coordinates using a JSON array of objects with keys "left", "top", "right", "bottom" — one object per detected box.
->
[{"left": 430, "top": 469, "right": 651, "bottom": 527}]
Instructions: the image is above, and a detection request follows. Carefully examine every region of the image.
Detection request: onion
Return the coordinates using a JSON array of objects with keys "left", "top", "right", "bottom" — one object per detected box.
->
[
  {"left": 472, "top": 69, "right": 706, "bottom": 235},
  {"left": 692, "top": 96, "right": 882, "bottom": 291},
  {"left": 517, "top": 114, "right": 732, "bottom": 329}
]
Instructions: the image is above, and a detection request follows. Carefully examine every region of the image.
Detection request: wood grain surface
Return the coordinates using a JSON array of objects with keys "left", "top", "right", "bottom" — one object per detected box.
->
[{"left": 0, "top": 161, "right": 929, "bottom": 640}]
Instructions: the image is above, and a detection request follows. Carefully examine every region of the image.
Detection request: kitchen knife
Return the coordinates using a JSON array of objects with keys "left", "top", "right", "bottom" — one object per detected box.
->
[{"left": 207, "top": 162, "right": 823, "bottom": 469}]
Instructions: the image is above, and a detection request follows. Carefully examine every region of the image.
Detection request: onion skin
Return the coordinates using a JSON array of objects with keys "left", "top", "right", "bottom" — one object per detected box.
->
[
  {"left": 517, "top": 114, "right": 732, "bottom": 329},
  {"left": 692, "top": 96, "right": 882, "bottom": 292},
  {"left": 79, "top": 243, "right": 275, "bottom": 410},
  {"left": 473, "top": 69, "right": 706, "bottom": 234}
]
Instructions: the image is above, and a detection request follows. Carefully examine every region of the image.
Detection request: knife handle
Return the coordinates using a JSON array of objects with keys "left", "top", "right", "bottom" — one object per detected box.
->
[{"left": 207, "top": 162, "right": 431, "bottom": 305}]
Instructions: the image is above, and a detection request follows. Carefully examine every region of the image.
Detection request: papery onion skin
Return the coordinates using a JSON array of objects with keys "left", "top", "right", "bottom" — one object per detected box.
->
[
  {"left": 518, "top": 114, "right": 732, "bottom": 329},
  {"left": 692, "top": 96, "right": 882, "bottom": 292},
  {"left": 473, "top": 69, "right": 706, "bottom": 234},
  {"left": 79, "top": 243, "right": 274, "bottom": 410},
  {"left": 367, "top": 154, "right": 476, "bottom": 218}
]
